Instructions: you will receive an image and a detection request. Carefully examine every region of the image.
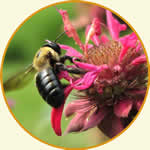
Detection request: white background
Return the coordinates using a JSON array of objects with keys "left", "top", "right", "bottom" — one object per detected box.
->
[{"left": 0, "top": 0, "right": 150, "bottom": 150}]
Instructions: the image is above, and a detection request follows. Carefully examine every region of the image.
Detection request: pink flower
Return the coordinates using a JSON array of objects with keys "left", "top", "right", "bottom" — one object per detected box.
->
[
  {"left": 51, "top": 9, "right": 148, "bottom": 138},
  {"left": 70, "top": 3, "right": 105, "bottom": 29}
]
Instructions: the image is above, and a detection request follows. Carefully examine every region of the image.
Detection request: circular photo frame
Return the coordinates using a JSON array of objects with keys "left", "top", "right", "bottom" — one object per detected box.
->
[{"left": 1, "top": 1, "right": 149, "bottom": 149}]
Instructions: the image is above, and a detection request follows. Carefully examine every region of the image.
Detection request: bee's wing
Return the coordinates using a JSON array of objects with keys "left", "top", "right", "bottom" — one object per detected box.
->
[{"left": 3, "top": 64, "right": 37, "bottom": 92}]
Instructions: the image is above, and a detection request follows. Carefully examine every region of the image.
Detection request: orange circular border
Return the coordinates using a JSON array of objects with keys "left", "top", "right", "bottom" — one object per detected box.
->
[{"left": 0, "top": 0, "right": 150, "bottom": 150}]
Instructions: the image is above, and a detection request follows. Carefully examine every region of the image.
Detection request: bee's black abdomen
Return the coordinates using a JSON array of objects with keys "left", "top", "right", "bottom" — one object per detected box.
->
[
  {"left": 36, "top": 68, "right": 65, "bottom": 108},
  {"left": 46, "top": 87, "right": 64, "bottom": 108}
]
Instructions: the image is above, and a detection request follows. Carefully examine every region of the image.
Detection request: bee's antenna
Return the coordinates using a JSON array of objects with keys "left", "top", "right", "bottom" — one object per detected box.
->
[
  {"left": 54, "top": 31, "right": 66, "bottom": 42},
  {"left": 53, "top": 6, "right": 66, "bottom": 43}
]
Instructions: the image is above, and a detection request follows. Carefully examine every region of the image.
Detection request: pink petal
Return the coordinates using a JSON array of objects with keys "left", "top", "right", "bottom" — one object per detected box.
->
[
  {"left": 100, "top": 34, "right": 109, "bottom": 43},
  {"left": 51, "top": 104, "right": 64, "bottom": 136},
  {"left": 136, "top": 42, "right": 142, "bottom": 52},
  {"left": 82, "top": 107, "right": 108, "bottom": 131},
  {"left": 73, "top": 59, "right": 98, "bottom": 71},
  {"left": 98, "top": 114, "right": 124, "bottom": 138},
  {"left": 119, "top": 33, "right": 138, "bottom": 62},
  {"left": 59, "top": 44, "right": 83, "bottom": 58},
  {"left": 119, "top": 33, "right": 138, "bottom": 47},
  {"left": 91, "top": 34, "right": 101, "bottom": 46},
  {"left": 51, "top": 85, "right": 73, "bottom": 136},
  {"left": 71, "top": 64, "right": 108, "bottom": 90},
  {"left": 131, "top": 55, "right": 147, "bottom": 66},
  {"left": 58, "top": 9, "right": 84, "bottom": 50},
  {"left": 119, "top": 45, "right": 129, "bottom": 63},
  {"left": 64, "top": 99, "right": 91, "bottom": 117},
  {"left": 72, "top": 71, "right": 98, "bottom": 90},
  {"left": 114, "top": 99, "right": 133, "bottom": 118},
  {"left": 90, "top": 6, "right": 105, "bottom": 21},
  {"left": 77, "top": 105, "right": 95, "bottom": 113},
  {"left": 87, "top": 44, "right": 94, "bottom": 49},
  {"left": 134, "top": 100, "right": 143, "bottom": 111},
  {"left": 92, "top": 18, "right": 101, "bottom": 35},
  {"left": 73, "top": 58, "right": 108, "bottom": 72},
  {"left": 106, "top": 10, "right": 127, "bottom": 40},
  {"left": 64, "top": 112, "right": 88, "bottom": 134},
  {"left": 58, "top": 71, "right": 72, "bottom": 81},
  {"left": 85, "top": 18, "right": 101, "bottom": 51}
]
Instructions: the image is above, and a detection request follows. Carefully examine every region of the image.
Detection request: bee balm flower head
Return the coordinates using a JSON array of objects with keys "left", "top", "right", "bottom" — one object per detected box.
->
[{"left": 51, "top": 8, "right": 148, "bottom": 138}]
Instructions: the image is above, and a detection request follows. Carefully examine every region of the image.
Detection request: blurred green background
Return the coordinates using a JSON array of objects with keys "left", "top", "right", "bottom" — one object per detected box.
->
[
  {"left": 3, "top": 2, "right": 133, "bottom": 148},
  {"left": 3, "top": 2, "right": 111, "bottom": 149}
]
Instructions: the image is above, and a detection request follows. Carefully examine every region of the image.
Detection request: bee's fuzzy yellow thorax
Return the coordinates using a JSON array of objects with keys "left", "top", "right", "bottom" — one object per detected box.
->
[{"left": 33, "top": 47, "right": 60, "bottom": 71}]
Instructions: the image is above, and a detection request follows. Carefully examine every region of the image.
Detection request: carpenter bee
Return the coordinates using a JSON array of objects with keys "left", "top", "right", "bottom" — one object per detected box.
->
[{"left": 3, "top": 34, "right": 84, "bottom": 108}]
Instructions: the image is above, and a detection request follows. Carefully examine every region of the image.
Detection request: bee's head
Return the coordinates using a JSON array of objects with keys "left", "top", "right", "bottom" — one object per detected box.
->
[
  {"left": 33, "top": 41, "right": 61, "bottom": 71},
  {"left": 42, "top": 41, "right": 61, "bottom": 55}
]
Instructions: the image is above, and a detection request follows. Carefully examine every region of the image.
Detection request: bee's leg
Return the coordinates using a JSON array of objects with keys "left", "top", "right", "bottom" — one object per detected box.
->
[
  {"left": 62, "top": 83, "right": 69, "bottom": 89},
  {"left": 60, "top": 55, "right": 73, "bottom": 63},
  {"left": 66, "top": 67, "right": 86, "bottom": 74},
  {"left": 60, "top": 55, "right": 82, "bottom": 63},
  {"left": 56, "top": 62, "right": 85, "bottom": 74}
]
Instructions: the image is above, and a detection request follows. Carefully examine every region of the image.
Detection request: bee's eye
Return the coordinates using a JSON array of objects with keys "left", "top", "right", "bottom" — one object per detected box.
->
[
  {"left": 36, "top": 51, "right": 41, "bottom": 58},
  {"left": 43, "top": 41, "right": 61, "bottom": 55}
]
